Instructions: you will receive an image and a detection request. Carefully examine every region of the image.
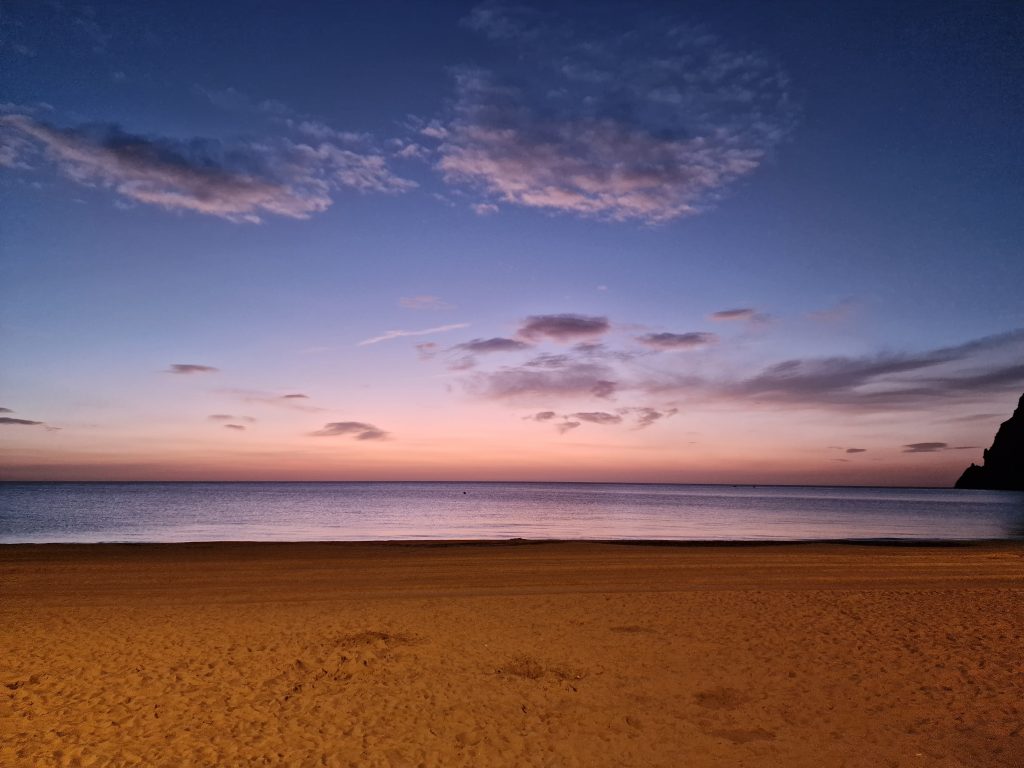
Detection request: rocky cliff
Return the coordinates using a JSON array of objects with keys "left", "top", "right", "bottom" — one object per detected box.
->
[{"left": 955, "top": 393, "right": 1024, "bottom": 490}]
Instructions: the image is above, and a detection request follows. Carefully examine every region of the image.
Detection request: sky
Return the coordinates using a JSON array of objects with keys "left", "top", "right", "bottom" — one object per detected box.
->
[{"left": 1, "top": 0, "right": 1022, "bottom": 485}]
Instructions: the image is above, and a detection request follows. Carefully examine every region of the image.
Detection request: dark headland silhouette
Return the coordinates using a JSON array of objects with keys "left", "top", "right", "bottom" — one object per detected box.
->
[{"left": 955, "top": 393, "right": 1024, "bottom": 490}]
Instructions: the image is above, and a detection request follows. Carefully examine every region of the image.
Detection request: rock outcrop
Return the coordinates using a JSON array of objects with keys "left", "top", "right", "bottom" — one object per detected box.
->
[{"left": 955, "top": 393, "right": 1024, "bottom": 490}]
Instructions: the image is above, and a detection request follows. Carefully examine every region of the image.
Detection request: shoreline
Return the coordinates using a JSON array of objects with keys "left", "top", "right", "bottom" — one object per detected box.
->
[{"left": 4, "top": 541, "right": 1023, "bottom": 766}]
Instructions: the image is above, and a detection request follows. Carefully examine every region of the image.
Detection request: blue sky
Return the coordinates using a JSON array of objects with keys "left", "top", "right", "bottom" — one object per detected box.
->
[{"left": 1, "top": 1, "right": 1022, "bottom": 484}]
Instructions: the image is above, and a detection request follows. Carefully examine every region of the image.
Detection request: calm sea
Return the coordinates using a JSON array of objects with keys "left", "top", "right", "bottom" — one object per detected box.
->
[{"left": 2, "top": 482, "right": 1023, "bottom": 543}]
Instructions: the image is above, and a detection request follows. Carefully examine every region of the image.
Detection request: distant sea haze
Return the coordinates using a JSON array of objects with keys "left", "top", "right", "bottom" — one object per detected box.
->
[{"left": 2, "top": 482, "right": 1023, "bottom": 544}]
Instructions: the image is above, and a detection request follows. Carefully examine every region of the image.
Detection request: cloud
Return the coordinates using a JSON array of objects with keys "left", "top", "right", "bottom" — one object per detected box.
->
[
  {"left": 467, "top": 361, "right": 617, "bottom": 401},
  {"left": 224, "top": 424, "right": 246, "bottom": 431},
  {"left": 846, "top": 448, "right": 867, "bottom": 454},
  {"left": 710, "top": 308, "right": 756, "bottom": 321},
  {"left": 399, "top": 295, "right": 454, "bottom": 310},
  {"left": 517, "top": 314, "right": 609, "bottom": 343},
  {"left": 625, "top": 406, "right": 678, "bottom": 428},
  {"left": 310, "top": 421, "right": 389, "bottom": 440},
  {"left": 636, "top": 332, "right": 716, "bottom": 350},
  {"left": 569, "top": 411, "right": 622, "bottom": 425},
  {"left": 432, "top": 7, "right": 796, "bottom": 223},
  {"left": 903, "top": 442, "right": 948, "bottom": 453},
  {"left": 0, "top": 417, "right": 43, "bottom": 426},
  {"left": 708, "top": 329, "right": 1024, "bottom": 410},
  {"left": 208, "top": 414, "right": 256, "bottom": 423},
  {"left": 359, "top": 323, "right": 470, "bottom": 346},
  {"left": 471, "top": 202, "right": 499, "bottom": 216},
  {"left": 222, "top": 390, "right": 325, "bottom": 412},
  {"left": 0, "top": 407, "right": 12, "bottom": 413},
  {"left": 453, "top": 337, "right": 530, "bottom": 354},
  {"left": 526, "top": 411, "right": 558, "bottom": 422},
  {"left": 416, "top": 342, "right": 440, "bottom": 361},
  {"left": 1, "top": 114, "right": 414, "bottom": 223},
  {"left": 556, "top": 421, "right": 581, "bottom": 435},
  {"left": 166, "top": 363, "right": 218, "bottom": 375}
]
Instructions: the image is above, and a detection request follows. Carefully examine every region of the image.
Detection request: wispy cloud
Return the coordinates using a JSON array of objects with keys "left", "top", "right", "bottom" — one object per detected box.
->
[
  {"left": 710, "top": 330, "right": 1024, "bottom": 409},
  {"left": 636, "top": 332, "right": 716, "bottom": 351},
  {"left": 467, "top": 361, "right": 617, "bottom": 401},
  {"left": 0, "top": 417, "right": 44, "bottom": 426},
  {"left": 222, "top": 390, "right": 326, "bottom": 412},
  {"left": 525, "top": 411, "right": 558, "bottom": 422},
  {"left": 208, "top": 414, "right": 256, "bottom": 423},
  {"left": 1, "top": 114, "right": 414, "bottom": 223},
  {"left": 415, "top": 342, "right": 440, "bottom": 361},
  {"left": 517, "top": 314, "right": 609, "bottom": 343},
  {"left": 224, "top": 424, "right": 247, "bottom": 431},
  {"left": 431, "top": 5, "right": 796, "bottom": 223},
  {"left": 310, "top": 421, "right": 389, "bottom": 440},
  {"left": 625, "top": 407, "right": 678, "bottom": 429},
  {"left": 710, "top": 308, "right": 756, "bottom": 321},
  {"left": 399, "top": 295, "right": 454, "bottom": 310},
  {"left": 358, "top": 323, "right": 470, "bottom": 346},
  {"left": 569, "top": 411, "right": 622, "bottom": 425},
  {"left": 166, "top": 363, "right": 218, "bottom": 375},
  {"left": 903, "top": 442, "right": 949, "bottom": 453},
  {"left": 453, "top": 337, "right": 530, "bottom": 354}
]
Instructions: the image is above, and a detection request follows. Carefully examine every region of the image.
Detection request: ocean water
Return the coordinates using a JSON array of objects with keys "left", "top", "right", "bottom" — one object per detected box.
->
[{"left": 2, "top": 482, "right": 1023, "bottom": 544}]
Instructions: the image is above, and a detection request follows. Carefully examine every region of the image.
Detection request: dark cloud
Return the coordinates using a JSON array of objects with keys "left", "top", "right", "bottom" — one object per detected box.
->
[
  {"left": 714, "top": 330, "right": 1024, "bottom": 409},
  {"left": 310, "top": 421, "right": 389, "bottom": 440},
  {"left": 281, "top": 393, "right": 309, "bottom": 399},
  {"left": 524, "top": 353, "right": 572, "bottom": 369},
  {"left": 433, "top": 7, "right": 796, "bottom": 223},
  {"left": 556, "top": 421, "right": 581, "bottom": 435},
  {"left": 526, "top": 411, "right": 558, "bottom": 422},
  {"left": 166, "top": 363, "right": 218, "bottom": 375},
  {"left": 0, "top": 417, "right": 43, "bottom": 426},
  {"left": 517, "top": 314, "right": 609, "bottom": 343},
  {"left": 636, "top": 332, "right": 716, "bottom": 350},
  {"left": 710, "top": 308, "right": 756, "bottom": 321},
  {"left": 903, "top": 442, "right": 949, "bottom": 453},
  {"left": 224, "top": 424, "right": 246, "bottom": 431},
  {"left": 467, "top": 361, "right": 617, "bottom": 401},
  {"left": 208, "top": 414, "right": 256, "bottom": 423},
  {"left": 1, "top": 114, "right": 414, "bottom": 223},
  {"left": 0, "top": 407, "right": 12, "bottom": 413},
  {"left": 846, "top": 448, "right": 867, "bottom": 454},
  {"left": 453, "top": 337, "right": 531, "bottom": 354},
  {"left": 626, "top": 407, "right": 678, "bottom": 428},
  {"left": 569, "top": 411, "right": 622, "bottom": 425}
]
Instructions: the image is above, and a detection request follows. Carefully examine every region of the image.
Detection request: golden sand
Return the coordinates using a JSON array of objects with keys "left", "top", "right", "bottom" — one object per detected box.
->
[{"left": 2, "top": 541, "right": 1023, "bottom": 767}]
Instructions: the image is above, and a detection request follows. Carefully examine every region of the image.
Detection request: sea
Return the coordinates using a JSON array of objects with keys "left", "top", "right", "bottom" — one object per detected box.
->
[{"left": 2, "top": 482, "right": 1023, "bottom": 544}]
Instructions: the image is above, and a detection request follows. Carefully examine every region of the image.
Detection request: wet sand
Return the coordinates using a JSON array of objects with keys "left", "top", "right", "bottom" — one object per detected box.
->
[{"left": 2, "top": 541, "right": 1023, "bottom": 767}]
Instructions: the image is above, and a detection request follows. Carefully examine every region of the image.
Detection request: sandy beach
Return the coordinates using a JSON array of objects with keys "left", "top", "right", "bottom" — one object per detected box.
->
[{"left": 2, "top": 541, "right": 1023, "bottom": 767}]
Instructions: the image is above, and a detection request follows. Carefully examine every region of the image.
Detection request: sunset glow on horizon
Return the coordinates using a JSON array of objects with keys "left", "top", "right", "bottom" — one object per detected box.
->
[{"left": 2, "top": 1, "right": 1022, "bottom": 486}]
